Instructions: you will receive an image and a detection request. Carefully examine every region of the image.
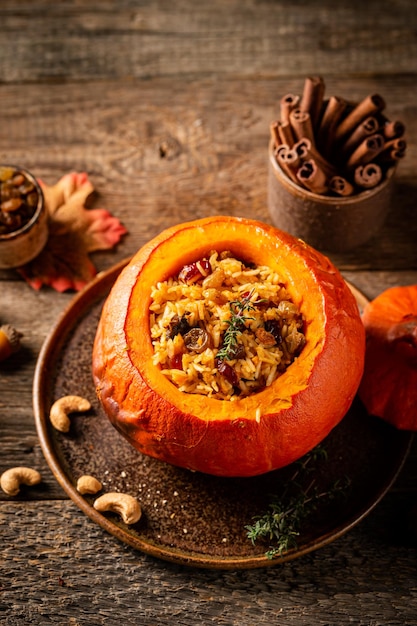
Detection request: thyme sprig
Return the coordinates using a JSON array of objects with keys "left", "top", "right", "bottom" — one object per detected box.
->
[
  {"left": 216, "top": 289, "right": 258, "bottom": 361},
  {"left": 245, "top": 446, "right": 351, "bottom": 559}
]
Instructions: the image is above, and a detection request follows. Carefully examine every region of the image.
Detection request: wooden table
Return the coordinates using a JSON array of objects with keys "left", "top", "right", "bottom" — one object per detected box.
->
[{"left": 1, "top": 1, "right": 417, "bottom": 623}]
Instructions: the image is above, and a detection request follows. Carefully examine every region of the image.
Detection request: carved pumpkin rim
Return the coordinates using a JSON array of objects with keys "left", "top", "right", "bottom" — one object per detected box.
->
[{"left": 123, "top": 217, "right": 341, "bottom": 419}]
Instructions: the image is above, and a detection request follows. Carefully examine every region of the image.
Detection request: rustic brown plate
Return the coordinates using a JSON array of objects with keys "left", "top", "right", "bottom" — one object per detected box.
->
[{"left": 33, "top": 259, "right": 413, "bottom": 570}]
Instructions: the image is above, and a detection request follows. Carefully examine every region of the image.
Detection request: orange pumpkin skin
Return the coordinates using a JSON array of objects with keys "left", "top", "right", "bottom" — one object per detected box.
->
[
  {"left": 92, "top": 217, "right": 365, "bottom": 477},
  {"left": 359, "top": 285, "right": 417, "bottom": 430}
]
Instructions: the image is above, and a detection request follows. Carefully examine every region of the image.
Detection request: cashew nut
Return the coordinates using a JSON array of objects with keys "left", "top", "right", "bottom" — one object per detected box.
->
[
  {"left": 76, "top": 475, "right": 102, "bottom": 495},
  {"left": 49, "top": 395, "right": 91, "bottom": 432},
  {"left": 1, "top": 467, "right": 42, "bottom": 496},
  {"left": 93, "top": 492, "right": 142, "bottom": 525}
]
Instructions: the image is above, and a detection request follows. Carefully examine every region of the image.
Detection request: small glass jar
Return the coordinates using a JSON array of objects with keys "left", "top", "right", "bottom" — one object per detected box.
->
[
  {"left": 0, "top": 165, "right": 48, "bottom": 269},
  {"left": 267, "top": 141, "right": 395, "bottom": 253}
]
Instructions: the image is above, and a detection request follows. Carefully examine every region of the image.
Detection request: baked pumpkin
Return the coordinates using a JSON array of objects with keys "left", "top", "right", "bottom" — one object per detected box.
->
[
  {"left": 359, "top": 284, "right": 417, "bottom": 430},
  {"left": 92, "top": 216, "right": 365, "bottom": 477}
]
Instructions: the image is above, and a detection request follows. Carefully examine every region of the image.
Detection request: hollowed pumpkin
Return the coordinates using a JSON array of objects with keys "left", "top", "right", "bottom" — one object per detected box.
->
[
  {"left": 92, "top": 216, "right": 365, "bottom": 477},
  {"left": 359, "top": 284, "right": 417, "bottom": 430}
]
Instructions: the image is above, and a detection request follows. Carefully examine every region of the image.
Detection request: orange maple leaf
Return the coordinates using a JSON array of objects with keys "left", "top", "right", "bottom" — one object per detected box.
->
[{"left": 18, "top": 172, "right": 127, "bottom": 292}]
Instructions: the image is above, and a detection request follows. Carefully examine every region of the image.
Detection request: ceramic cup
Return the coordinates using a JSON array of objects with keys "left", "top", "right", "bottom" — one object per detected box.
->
[
  {"left": 267, "top": 141, "right": 395, "bottom": 253},
  {"left": 0, "top": 165, "right": 48, "bottom": 269}
]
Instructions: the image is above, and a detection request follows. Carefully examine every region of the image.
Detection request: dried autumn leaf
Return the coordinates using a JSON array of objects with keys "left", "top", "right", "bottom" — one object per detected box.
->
[
  {"left": 18, "top": 172, "right": 127, "bottom": 292},
  {"left": 359, "top": 284, "right": 417, "bottom": 430}
]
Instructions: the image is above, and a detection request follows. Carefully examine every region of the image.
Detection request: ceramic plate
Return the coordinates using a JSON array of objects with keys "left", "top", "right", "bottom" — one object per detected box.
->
[{"left": 33, "top": 259, "right": 413, "bottom": 570}]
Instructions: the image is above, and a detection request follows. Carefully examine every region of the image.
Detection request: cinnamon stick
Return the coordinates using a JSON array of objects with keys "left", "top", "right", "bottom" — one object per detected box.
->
[
  {"left": 277, "top": 120, "right": 295, "bottom": 146},
  {"left": 334, "top": 94, "right": 386, "bottom": 143},
  {"left": 317, "top": 96, "right": 348, "bottom": 158},
  {"left": 346, "top": 134, "right": 385, "bottom": 169},
  {"left": 377, "top": 138, "right": 407, "bottom": 162},
  {"left": 275, "top": 144, "right": 300, "bottom": 184},
  {"left": 270, "top": 122, "right": 281, "bottom": 149},
  {"left": 294, "top": 137, "right": 337, "bottom": 178},
  {"left": 354, "top": 163, "right": 382, "bottom": 189},
  {"left": 289, "top": 109, "right": 315, "bottom": 145},
  {"left": 341, "top": 116, "right": 379, "bottom": 157},
  {"left": 300, "top": 76, "right": 325, "bottom": 130},
  {"left": 296, "top": 159, "right": 328, "bottom": 194},
  {"left": 383, "top": 120, "right": 405, "bottom": 140},
  {"left": 329, "top": 176, "right": 355, "bottom": 196},
  {"left": 280, "top": 93, "right": 301, "bottom": 124}
]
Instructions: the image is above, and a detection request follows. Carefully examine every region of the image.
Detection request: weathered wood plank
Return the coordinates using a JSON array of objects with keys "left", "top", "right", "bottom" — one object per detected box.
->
[
  {"left": 1, "top": 492, "right": 417, "bottom": 625},
  {"left": 0, "top": 0, "right": 416, "bottom": 83},
  {"left": 0, "top": 76, "right": 416, "bottom": 276}
]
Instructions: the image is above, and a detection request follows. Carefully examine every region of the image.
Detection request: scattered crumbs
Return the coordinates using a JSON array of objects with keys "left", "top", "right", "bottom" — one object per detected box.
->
[
  {"left": 170, "top": 513, "right": 176, "bottom": 519},
  {"left": 156, "top": 490, "right": 160, "bottom": 494},
  {"left": 104, "top": 470, "right": 109, "bottom": 475},
  {"left": 162, "top": 499, "right": 167, "bottom": 505},
  {"left": 154, "top": 502, "right": 158, "bottom": 508},
  {"left": 222, "top": 538, "right": 228, "bottom": 543},
  {"left": 183, "top": 528, "right": 188, "bottom": 534},
  {"left": 173, "top": 491, "right": 179, "bottom": 496},
  {"left": 120, "top": 471, "right": 127, "bottom": 478}
]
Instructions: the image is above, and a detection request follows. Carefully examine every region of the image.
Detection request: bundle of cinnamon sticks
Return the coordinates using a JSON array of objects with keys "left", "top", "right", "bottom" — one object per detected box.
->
[{"left": 270, "top": 77, "right": 407, "bottom": 196}]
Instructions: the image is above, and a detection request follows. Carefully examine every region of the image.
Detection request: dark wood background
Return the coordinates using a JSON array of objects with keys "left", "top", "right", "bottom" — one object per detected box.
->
[{"left": 1, "top": 1, "right": 417, "bottom": 624}]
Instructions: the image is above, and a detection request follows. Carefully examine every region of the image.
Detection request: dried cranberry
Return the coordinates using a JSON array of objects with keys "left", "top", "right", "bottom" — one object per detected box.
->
[
  {"left": 178, "top": 263, "right": 198, "bottom": 283},
  {"left": 169, "top": 354, "right": 183, "bottom": 369},
  {"left": 199, "top": 258, "right": 211, "bottom": 274},
  {"left": 178, "top": 258, "right": 211, "bottom": 284},
  {"left": 216, "top": 359, "right": 239, "bottom": 386}
]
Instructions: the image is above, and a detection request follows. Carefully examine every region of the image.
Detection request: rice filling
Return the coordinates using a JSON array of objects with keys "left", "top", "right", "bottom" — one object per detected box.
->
[{"left": 149, "top": 251, "right": 306, "bottom": 400}]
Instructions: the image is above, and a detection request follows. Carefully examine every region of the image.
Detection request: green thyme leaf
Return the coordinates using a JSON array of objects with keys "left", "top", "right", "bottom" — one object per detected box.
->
[
  {"left": 245, "top": 446, "right": 350, "bottom": 559},
  {"left": 216, "top": 290, "right": 257, "bottom": 361}
]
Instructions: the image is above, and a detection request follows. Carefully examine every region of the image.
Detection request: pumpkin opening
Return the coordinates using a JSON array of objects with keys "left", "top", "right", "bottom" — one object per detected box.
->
[
  {"left": 149, "top": 250, "right": 306, "bottom": 401},
  {"left": 124, "top": 221, "right": 327, "bottom": 424}
]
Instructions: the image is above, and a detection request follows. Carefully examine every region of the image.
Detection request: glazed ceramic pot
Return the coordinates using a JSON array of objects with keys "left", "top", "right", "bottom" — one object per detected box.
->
[
  {"left": 267, "top": 142, "right": 395, "bottom": 253},
  {"left": 0, "top": 165, "right": 48, "bottom": 269}
]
